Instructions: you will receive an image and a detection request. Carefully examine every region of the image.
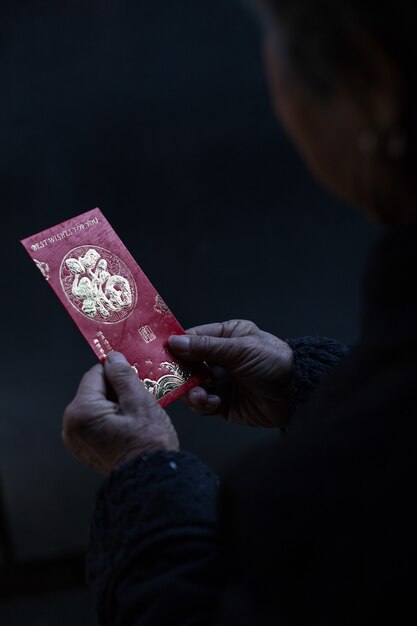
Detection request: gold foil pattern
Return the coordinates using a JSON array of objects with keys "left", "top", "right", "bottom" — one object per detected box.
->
[
  {"left": 34, "top": 259, "right": 50, "bottom": 281},
  {"left": 142, "top": 362, "right": 192, "bottom": 400},
  {"left": 59, "top": 246, "right": 137, "bottom": 323}
]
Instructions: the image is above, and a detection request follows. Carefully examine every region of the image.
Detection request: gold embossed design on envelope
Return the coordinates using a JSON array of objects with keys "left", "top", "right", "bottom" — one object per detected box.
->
[
  {"left": 142, "top": 362, "right": 192, "bottom": 400},
  {"left": 59, "top": 245, "right": 138, "bottom": 323},
  {"left": 34, "top": 259, "right": 50, "bottom": 281}
]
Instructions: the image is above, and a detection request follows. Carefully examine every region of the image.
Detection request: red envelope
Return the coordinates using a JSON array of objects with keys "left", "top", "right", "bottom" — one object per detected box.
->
[{"left": 21, "top": 207, "right": 207, "bottom": 408}]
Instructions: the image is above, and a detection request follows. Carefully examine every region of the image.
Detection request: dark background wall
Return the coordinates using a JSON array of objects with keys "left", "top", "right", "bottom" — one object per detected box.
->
[{"left": 0, "top": 1, "right": 376, "bottom": 623}]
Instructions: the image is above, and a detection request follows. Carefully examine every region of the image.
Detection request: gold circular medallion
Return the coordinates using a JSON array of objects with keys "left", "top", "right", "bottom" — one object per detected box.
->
[{"left": 60, "top": 245, "right": 137, "bottom": 324}]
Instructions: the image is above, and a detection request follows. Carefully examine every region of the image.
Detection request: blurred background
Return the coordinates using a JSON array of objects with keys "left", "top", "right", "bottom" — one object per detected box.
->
[{"left": 0, "top": 0, "right": 377, "bottom": 623}]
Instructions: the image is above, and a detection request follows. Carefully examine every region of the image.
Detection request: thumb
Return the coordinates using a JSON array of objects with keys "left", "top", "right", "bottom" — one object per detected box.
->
[
  {"left": 104, "top": 351, "right": 151, "bottom": 414},
  {"left": 168, "top": 334, "right": 241, "bottom": 368}
]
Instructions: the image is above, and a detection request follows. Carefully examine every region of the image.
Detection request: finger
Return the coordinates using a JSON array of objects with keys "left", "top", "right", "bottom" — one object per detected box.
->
[
  {"left": 76, "top": 363, "right": 107, "bottom": 401},
  {"left": 185, "top": 320, "right": 259, "bottom": 339},
  {"left": 104, "top": 351, "right": 153, "bottom": 414},
  {"left": 63, "top": 364, "right": 119, "bottom": 439},
  {"left": 179, "top": 387, "right": 208, "bottom": 409},
  {"left": 168, "top": 333, "right": 241, "bottom": 367},
  {"left": 189, "top": 394, "right": 222, "bottom": 416},
  {"left": 182, "top": 389, "right": 221, "bottom": 414},
  {"left": 188, "top": 386, "right": 209, "bottom": 406},
  {"left": 185, "top": 323, "right": 227, "bottom": 338}
]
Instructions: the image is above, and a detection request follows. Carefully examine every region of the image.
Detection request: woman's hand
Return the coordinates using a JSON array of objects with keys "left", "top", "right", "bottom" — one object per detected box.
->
[
  {"left": 168, "top": 319, "right": 294, "bottom": 428},
  {"left": 62, "top": 351, "right": 179, "bottom": 476}
]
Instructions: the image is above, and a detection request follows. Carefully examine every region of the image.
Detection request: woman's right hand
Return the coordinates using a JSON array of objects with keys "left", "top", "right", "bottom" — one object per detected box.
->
[{"left": 168, "top": 320, "right": 294, "bottom": 428}]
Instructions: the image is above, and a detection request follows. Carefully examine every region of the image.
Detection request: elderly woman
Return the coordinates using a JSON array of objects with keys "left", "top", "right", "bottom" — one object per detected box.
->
[{"left": 63, "top": 1, "right": 417, "bottom": 624}]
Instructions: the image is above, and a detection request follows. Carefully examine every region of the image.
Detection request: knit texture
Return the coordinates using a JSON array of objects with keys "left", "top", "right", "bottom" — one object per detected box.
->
[
  {"left": 87, "top": 451, "right": 219, "bottom": 625},
  {"left": 285, "top": 336, "right": 350, "bottom": 414}
]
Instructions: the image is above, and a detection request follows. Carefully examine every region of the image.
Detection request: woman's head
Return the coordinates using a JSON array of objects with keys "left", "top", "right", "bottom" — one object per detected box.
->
[{"left": 254, "top": 0, "right": 417, "bottom": 224}]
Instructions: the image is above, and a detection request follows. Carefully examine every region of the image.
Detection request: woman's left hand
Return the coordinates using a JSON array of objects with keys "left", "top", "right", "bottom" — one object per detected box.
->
[{"left": 62, "top": 351, "right": 179, "bottom": 476}]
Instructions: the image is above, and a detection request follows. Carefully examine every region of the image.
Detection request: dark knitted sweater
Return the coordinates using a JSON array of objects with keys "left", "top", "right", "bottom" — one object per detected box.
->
[{"left": 87, "top": 222, "right": 417, "bottom": 625}]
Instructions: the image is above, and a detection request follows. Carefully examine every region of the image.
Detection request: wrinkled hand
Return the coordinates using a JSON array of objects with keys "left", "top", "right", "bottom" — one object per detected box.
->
[
  {"left": 62, "top": 352, "right": 179, "bottom": 476},
  {"left": 169, "top": 320, "right": 294, "bottom": 428}
]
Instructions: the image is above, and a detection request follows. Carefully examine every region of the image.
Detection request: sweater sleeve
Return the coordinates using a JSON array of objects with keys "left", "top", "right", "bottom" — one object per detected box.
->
[
  {"left": 86, "top": 450, "right": 221, "bottom": 626},
  {"left": 285, "top": 337, "right": 350, "bottom": 414}
]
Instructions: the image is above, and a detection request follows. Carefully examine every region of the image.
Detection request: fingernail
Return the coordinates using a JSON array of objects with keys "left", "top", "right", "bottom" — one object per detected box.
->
[
  {"left": 168, "top": 335, "right": 191, "bottom": 351},
  {"left": 106, "top": 351, "right": 128, "bottom": 364},
  {"left": 189, "top": 388, "right": 202, "bottom": 402}
]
